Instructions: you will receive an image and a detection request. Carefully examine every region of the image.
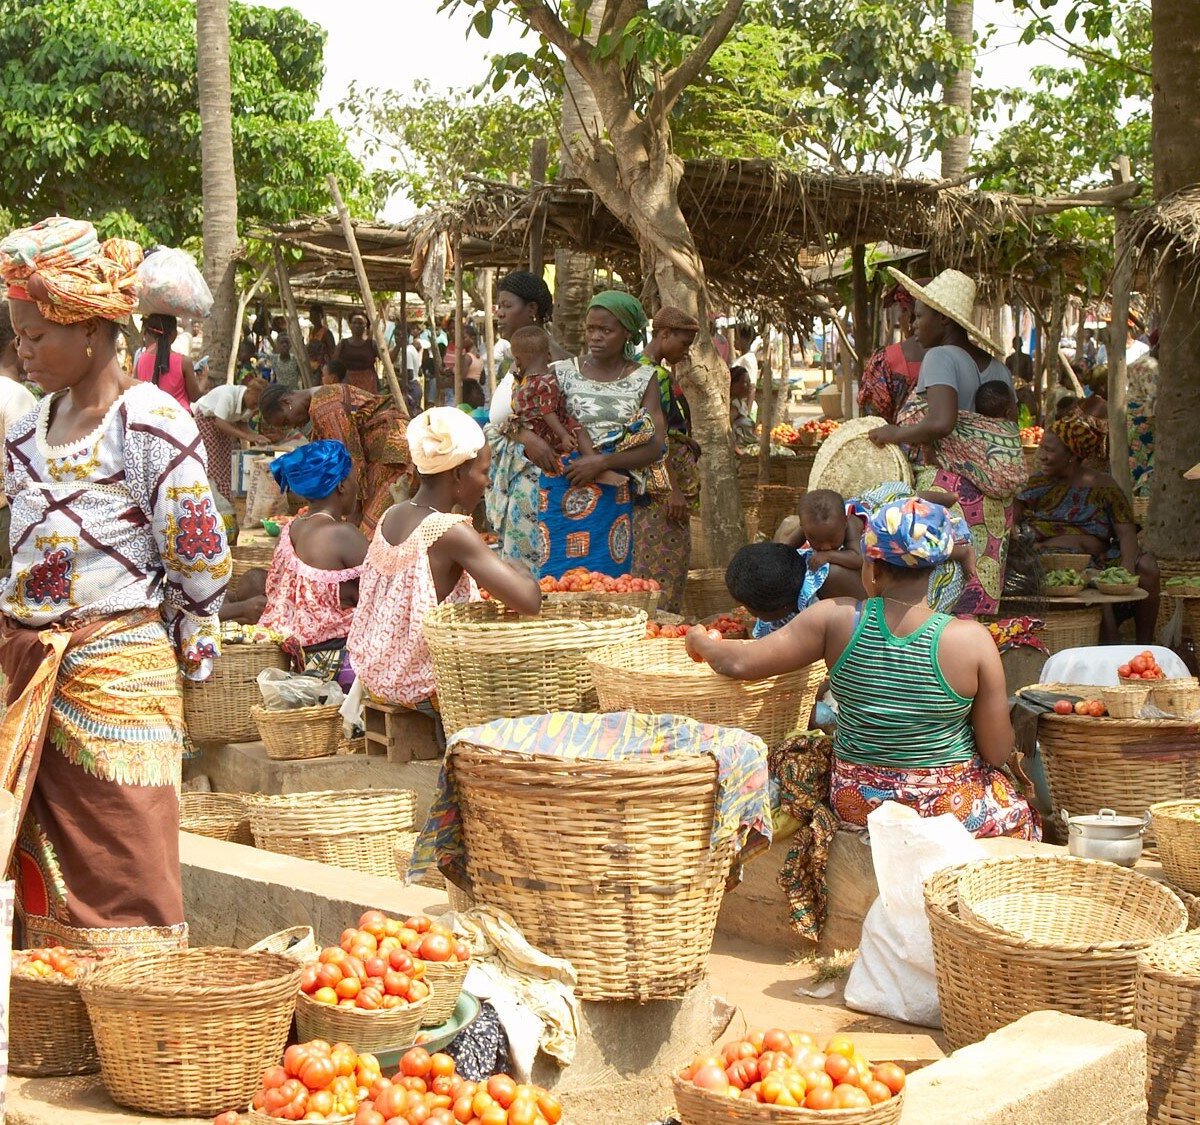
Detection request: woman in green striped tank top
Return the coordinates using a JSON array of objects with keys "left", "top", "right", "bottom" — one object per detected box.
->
[{"left": 688, "top": 497, "right": 1039, "bottom": 840}]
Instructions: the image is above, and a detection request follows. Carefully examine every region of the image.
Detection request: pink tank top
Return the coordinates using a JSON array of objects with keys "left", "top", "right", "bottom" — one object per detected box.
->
[
  {"left": 258, "top": 521, "right": 362, "bottom": 646},
  {"left": 135, "top": 350, "right": 189, "bottom": 409}
]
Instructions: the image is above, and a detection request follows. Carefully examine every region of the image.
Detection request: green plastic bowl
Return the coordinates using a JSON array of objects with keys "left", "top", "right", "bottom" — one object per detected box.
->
[
  {"left": 374, "top": 990, "right": 481, "bottom": 1069},
  {"left": 260, "top": 518, "right": 281, "bottom": 537}
]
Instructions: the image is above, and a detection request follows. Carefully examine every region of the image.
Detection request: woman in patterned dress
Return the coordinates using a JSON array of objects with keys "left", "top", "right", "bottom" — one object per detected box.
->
[{"left": 0, "top": 217, "right": 230, "bottom": 954}]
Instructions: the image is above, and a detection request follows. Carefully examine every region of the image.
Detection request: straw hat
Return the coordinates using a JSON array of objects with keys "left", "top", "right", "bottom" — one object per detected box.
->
[{"left": 887, "top": 267, "right": 1005, "bottom": 357}]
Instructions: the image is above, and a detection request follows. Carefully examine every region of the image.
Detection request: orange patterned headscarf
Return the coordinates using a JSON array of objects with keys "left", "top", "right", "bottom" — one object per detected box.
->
[
  {"left": 1049, "top": 411, "right": 1106, "bottom": 463},
  {"left": 0, "top": 216, "right": 142, "bottom": 325}
]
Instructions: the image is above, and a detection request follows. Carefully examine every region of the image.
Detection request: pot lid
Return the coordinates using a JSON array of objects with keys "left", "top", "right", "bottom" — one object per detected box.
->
[{"left": 1066, "top": 807, "right": 1147, "bottom": 828}]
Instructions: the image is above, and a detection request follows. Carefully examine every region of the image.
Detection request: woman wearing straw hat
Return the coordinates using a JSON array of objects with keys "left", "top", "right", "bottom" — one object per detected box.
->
[{"left": 869, "top": 268, "right": 1026, "bottom": 616}]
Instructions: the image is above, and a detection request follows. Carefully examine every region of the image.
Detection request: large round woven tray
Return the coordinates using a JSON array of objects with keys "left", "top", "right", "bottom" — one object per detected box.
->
[
  {"left": 682, "top": 567, "right": 738, "bottom": 620},
  {"left": 294, "top": 989, "right": 430, "bottom": 1054},
  {"left": 589, "top": 641, "right": 824, "bottom": 747},
  {"left": 251, "top": 702, "right": 343, "bottom": 760},
  {"left": 1036, "top": 711, "right": 1200, "bottom": 830},
  {"left": 808, "top": 417, "right": 912, "bottom": 498},
  {"left": 246, "top": 789, "right": 416, "bottom": 877},
  {"left": 79, "top": 948, "right": 301, "bottom": 1117},
  {"left": 179, "top": 791, "right": 252, "bottom": 845},
  {"left": 1150, "top": 800, "right": 1200, "bottom": 895},
  {"left": 674, "top": 1076, "right": 904, "bottom": 1124},
  {"left": 424, "top": 599, "right": 647, "bottom": 737},
  {"left": 10, "top": 956, "right": 100, "bottom": 1077},
  {"left": 183, "top": 642, "right": 289, "bottom": 745},
  {"left": 453, "top": 741, "right": 733, "bottom": 1001},
  {"left": 1137, "top": 931, "right": 1200, "bottom": 1124}
]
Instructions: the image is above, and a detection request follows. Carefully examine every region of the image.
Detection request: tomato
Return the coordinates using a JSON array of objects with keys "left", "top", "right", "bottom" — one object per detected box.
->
[
  {"left": 316, "top": 963, "right": 343, "bottom": 989},
  {"left": 873, "top": 1062, "right": 906, "bottom": 1094},
  {"left": 864, "top": 1079, "right": 894, "bottom": 1104},
  {"left": 299, "top": 1054, "right": 336, "bottom": 1091},
  {"left": 450, "top": 941, "right": 471, "bottom": 962},
  {"left": 408, "top": 979, "right": 431, "bottom": 1001},
  {"left": 507, "top": 1098, "right": 538, "bottom": 1125},
  {"left": 536, "top": 1090, "right": 563, "bottom": 1123},
  {"left": 428, "top": 1053, "right": 456, "bottom": 1079},
  {"left": 213, "top": 1113, "right": 240, "bottom": 1125},
  {"left": 384, "top": 970, "right": 411, "bottom": 996},
  {"left": 308, "top": 1089, "right": 335, "bottom": 1115},
  {"left": 757, "top": 1052, "right": 790, "bottom": 1081},
  {"left": 1087, "top": 700, "right": 1106, "bottom": 717},
  {"left": 331, "top": 1043, "right": 358, "bottom": 1077},
  {"left": 824, "top": 1052, "right": 852, "bottom": 1083},
  {"left": 801, "top": 1068, "right": 833, "bottom": 1093},
  {"left": 374, "top": 1085, "right": 409, "bottom": 1119},
  {"left": 761, "top": 1028, "right": 792, "bottom": 1053},
  {"left": 344, "top": 955, "right": 368, "bottom": 982},
  {"left": 336, "top": 975, "right": 361, "bottom": 1000},
  {"left": 1131, "top": 655, "right": 1149, "bottom": 674},
  {"left": 726, "top": 1058, "right": 759, "bottom": 1090},
  {"left": 832, "top": 1084, "right": 873, "bottom": 1109},
  {"left": 1074, "top": 700, "right": 1089, "bottom": 714},
  {"left": 355, "top": 988, "right": 383, "bottom": 1010},
  {"left": 418, "top": 933, "right": 453, "bottom": 962},
  {"left": 1118, "top": 663, "right": 1133, "bottom": 677},
  {"left": 487, "top": 1074, "right": 517, "bottom": 1108},
  {"left": 721, "top": 1039, "right": 756, "bottom": 1065},
  {"left": 299, "top": 964, "right": 321, "bottom": 994},
  {"left": 400, "top": 1048, "right": 432, "bottom": 1078},
  {"left": 479, "top": 1106, "right": 508, "bottom": 1125},
  {"left": 356, "top": 1108, "right": 386, "bottom": 1125},
  {"left": 1053, "top": 699, "right": 1073, "bottom": 715},
  {"left": 451, "top": 1096, "right": 474, "bottom": 1123},
  {"left": 364, "top": 956, "right": 388, "bottom": 979},
  {"left": 388, "top": 948, "right": 415, "bottom": 974},
  {"left": 425, "top": 1111, "right": 456, "bottom": 1125},
  {"left": 691, "top": 1063, "right": 730, "bottom": 1093},
  {"left": 406, "top": 915, "right": 433, "bottom": 934},
  {"left": 804, "top": 1087, "right": 836, "bottom": 1110},
  {"left": 359, "top": 909, "right": 389, "bottom": 936}
]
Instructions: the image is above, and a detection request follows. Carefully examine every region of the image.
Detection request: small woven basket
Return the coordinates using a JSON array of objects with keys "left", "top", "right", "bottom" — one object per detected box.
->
[
  {"left": 417, "top": 959, "right": 469, "bottom": 1026},
  {"left": 682, "top": 568, "right": 738, "bottom": 620},
  {"left": 751, "top": 484, "right": 802, "bottom": 540},
  {"left": 1035, "top": 607, "right": 1102, "bottom": 654},
  {"left": 10, "top": 957, "right": 100, "bottom": 1077},
  {"left": 424, "top": 599, "right": 648, "bottom": 737},
  {"left": 673, "top": 1076, "right": 903, "bottom": 1124},
  {"left": 1136, "top": 931, "right": 1200, "bottom": 1124},
  {"left": 1043, "top": 584, "right": 1084, "bottom": 598},
  {"left": 1039, "top": 551, "right": 1091, "bottom": 572},
  {"left": 295, "top": 989, "right": 430, "bottom": 1054},
  {"left": 245, "top": 1111, "right": 352, "bottom": 1125},
  {"left": 179, "top": 791, "right": 252, "bottom": 846},
  {"left": 1150, "top": 800, "right": 1200, "bottom": 895},
  {"left": 1095, "top": 581, "right": 1140, "bottom": 596},
  {"left": 251, "top": 702, "right": 343, "bottom": 760},
  {"left": 1100, "top": 684, "right": 1150, "bottom": 720},
  {"left": 1151, "top": 679, "right": 1200, "bottom": 717},
  {"left": 183, "top": 642, "right": 289, "bottom": 745},
  {"left": 588, "top": 641, "right": 825, "bottom": 748},
  {"left": 246, "top": 789, "right": 417, "bottom": 878},
  {"left": 80, "top": 948, "right": 301, "bottom": 1117}
]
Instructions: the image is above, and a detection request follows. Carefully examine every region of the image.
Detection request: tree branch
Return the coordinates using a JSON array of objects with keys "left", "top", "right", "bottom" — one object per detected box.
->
[
  {"left": 510, "top": 0, "right": 591, "bottom": 71},
  {"left": 652, "top": 0, "right": 745, "bottom": 122}
]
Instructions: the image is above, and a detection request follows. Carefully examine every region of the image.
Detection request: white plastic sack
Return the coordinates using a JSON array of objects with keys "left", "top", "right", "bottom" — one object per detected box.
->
[
  {"left": 135, "top": 247, "right": 213, "bottom": 317},
  {"left": 843, "top": 802, "right": 985, "bottom": 1027},
  {"left": 256, "top": 668, "right": 344, "bottom": 710}
]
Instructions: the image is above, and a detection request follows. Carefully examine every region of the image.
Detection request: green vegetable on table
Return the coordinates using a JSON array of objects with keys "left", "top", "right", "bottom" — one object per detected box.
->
[
  {"left": 1045, "top": 570, "right": 1083, "bottom": 587},
  {"left": 1095, "top": 567, "right": 1137, "bottom": 584}
]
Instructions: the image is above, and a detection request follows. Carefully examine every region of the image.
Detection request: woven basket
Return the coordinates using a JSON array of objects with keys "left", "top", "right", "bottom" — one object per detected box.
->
[
  {"left": 1095, "top": 581, "right": 1140, "bottom": 597},
  {"left": 682, "top": 568, "right": 737, "bottom": 620},
  {"left": 179, "top": 792, "right": 252, "bottom": 846},
  {"left": 751, "top": 485, "right": 802, "bottom": 541},
  {"left": 673, "top": 1077, "right": 903, "bottom": 1124},
  {"left": 417, "top": 959, "right": 469, "bottom": 1026},
  {"left": 1159, "top": 559, "right": 1200, "bottom": 639},
  {"left": 80, "top": 948, "right": 300, "bottom": 1117},
  {"left": 251, "top": 702, "right": 343, "bottom": 760},
  {"left": 926, "top": 863, "right": 1186, "bottom": 1050},
  {"left": 1035, "top": 607, "right": 1102, "bottom": 654},
  {"left": 246, "top": 925, "right": 318, "bottom": 964},
  {"left": 1023, "top": 446, "right": 1041, "bottom": 477},
  {"left": 1152, "top": 679, "right": 1200, "bottom": 717},
  {"left": 544, "top": 589, "right": 659, "bottom": 615},
  {"left": 1150, "top": 801, "right": 1200, "bottom": 895},
  {"left": 1164, "top": 879, "right": 1200, "bottom": 930},
  {"left": 424, "top": 600, "right": 648, "bottom": 737},
  {"left": 1038, "top": 712, "right": 1200, "bottom": 829},
  {"left": 246, "top": 789, "right": 417, "bottom": 878},
  {"left": 245, "top": 1111, "right": 353, "bottom": 1125},
  {"left": 589, "top": 641, "right": 824, "bottom": 748},
  {"left": 393, "top": 831, "right": 445, "bottom": 891},
  {"left": 10, "top": 958, "right": 100, "bottom": 1077},
  {"left": 1100, "top": 684, "right": 1150, "bottom": 720},
  {"left": 1038, "top": 551, "right": 1091, "bottom": 572},
  {"left": 1043, "top": 584, "right": 1084, "bottom": 598},
  {"left": 1133, "top": 496, "right": 1150, "bottom": 527},
  {"left": 1137, "top": 931, "right": 1200, "bottom": 1124},
  {"left": 232, "top": 542, "right": 277, "bottom": 568},
  {"left": 183, "top": 642, "right": 289, "bottom": 745},
  {"left": 453, "top": 741, "right": 733, "bottom": 1001},
  {"left": 808, "top": 417, "right": 912, "bottom": 497},
  {"left": 295, "top": 989, "right": 430, "bottom": 1054}
]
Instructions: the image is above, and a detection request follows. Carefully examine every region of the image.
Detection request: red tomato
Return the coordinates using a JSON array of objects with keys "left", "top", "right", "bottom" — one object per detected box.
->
[
  {"left": 536, "top": 1090, "right": 563, "bottom": 1124},
  {"left": 761, "top": 1028, "right": 792, "bottom": 1053},
  {"left": 212, "top": 1113, "right": 240, "bottom": 1125},
  {"left": 400, "top": 1048, "right": 432, "bottom": 1078},
  {"left": 832, "top": 1084, "right": 873, "bottom": 1109},
  {"left": 405, "top": 915, "right": 433, "bottom": 934},
  {"left": 1053, "top": 699, "right": 1073, "bottom": 715},
  {"left": 873, "top": 1062, "right": 906, "bottom": 1094},
  {"left": 487, "top": 1074, "right": 517, "bottom": 1108},
  {"left": 429, "top": 1053, "right": 456, "bottom": 1079},
  {"left": 691, "top": 1063, "right": 730, "bottom": 1093},
  {"left": 298, "top": 1054, "right": 336, "bottom": 1091},
  {"left": 824, "top": 1053, "right": 852, "bottom": 1083},
  {"left": 805, "top": 1087, "right": 836, "bottom": 1110},
  {"left": 356, "top": 1110, "right": 386, "bottom": 1125},
  {"left": 388, "top": 948, "right": 415, "bottom": 974},
  {"left": 726, "top": 1058, "right": 759, "bottom": 1090},
  {"left": 418, "top": 933, "right": 453, "bottom": 962}
]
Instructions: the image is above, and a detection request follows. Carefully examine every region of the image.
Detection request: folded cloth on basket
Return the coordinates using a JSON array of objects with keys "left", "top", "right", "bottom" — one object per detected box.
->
[
  {"left": 984, "top": 616, "right": 1048, "bottom": 655},
  {"left": 409, "top": 712, "right": 772, "bottom": 890}
]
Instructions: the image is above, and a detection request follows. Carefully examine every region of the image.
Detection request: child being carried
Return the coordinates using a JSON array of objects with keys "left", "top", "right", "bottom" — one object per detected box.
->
[{"left": 509, "top": 326, "right": 589, "bottom": 456}]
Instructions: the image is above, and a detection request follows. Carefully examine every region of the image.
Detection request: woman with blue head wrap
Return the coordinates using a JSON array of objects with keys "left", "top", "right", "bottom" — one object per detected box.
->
[
  {"left": 258, "top": 440, "right": 369, "bottom": 689},
  {"left": 687, "top": 494, "right": 1040, "bottom": 844}
]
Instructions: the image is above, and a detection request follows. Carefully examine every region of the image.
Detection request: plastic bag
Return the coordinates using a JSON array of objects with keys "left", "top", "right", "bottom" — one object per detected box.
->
[
  {"left": 135, "top": 247, "right": 213, "bottom": 317},
  {"left": 843, "top": 802, "right": 985, "bottom": 1027},
  {"left": 256, "top": 668, "right": 344, "bottom": 711}
]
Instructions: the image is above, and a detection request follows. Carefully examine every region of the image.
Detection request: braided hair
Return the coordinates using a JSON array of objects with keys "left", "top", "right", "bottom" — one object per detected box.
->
[
  {"left": 143, "top": 313, "right": 177, "bottom": 386},
  {"left": 497, "top": 270, "right": 553, "bottom": 323}
]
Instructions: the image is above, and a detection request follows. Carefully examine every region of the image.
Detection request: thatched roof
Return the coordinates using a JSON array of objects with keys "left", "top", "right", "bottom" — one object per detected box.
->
[{"left": 1127, "top": 184, "right": 1200, "bottom": 293}]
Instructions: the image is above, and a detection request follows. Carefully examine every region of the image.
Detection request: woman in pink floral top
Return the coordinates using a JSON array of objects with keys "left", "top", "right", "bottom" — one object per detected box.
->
[{"left": 348, "top": 408, "right": 540, "bottom": 741}]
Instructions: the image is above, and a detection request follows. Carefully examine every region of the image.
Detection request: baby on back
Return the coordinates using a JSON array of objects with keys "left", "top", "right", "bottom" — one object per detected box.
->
[{"left": 508, "top": 326, "right": 591, "bottom": 455}]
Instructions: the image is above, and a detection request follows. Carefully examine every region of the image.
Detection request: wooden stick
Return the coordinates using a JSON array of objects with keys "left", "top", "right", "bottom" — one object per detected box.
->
[
  {"left": 482, "top": 268, "right": 496, "bottom": 395},
  {"left": 272, "top": 246, "right": 311, "bottom": 389},
  {"left": 757, "top": 323, "right": 774, "bottom": 486},
  {"left": 325, "top": 173, "right": 407, "bottom": 417},
  {"left": 453, "top": 234, "right": 465, "bottom": 406},
  {"left": 1107, "top": 156, "right": 1135, "bottom": 497},
  {"left": 529, "top": 138, "right": 549, "bottom": 276},
  {"left": 225, "top": 264, "right": 270, "bottom": 385}
]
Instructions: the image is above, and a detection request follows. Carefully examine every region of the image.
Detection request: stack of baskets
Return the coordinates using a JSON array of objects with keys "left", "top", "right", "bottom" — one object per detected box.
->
[
  {"left": 926, "top": 856, "right": 1187, "bottom": 1050},
  {"left": 1137, "top": 932, "right": 1200, "bottom": 1124},
  {"left": 682, "top": 568, "right": 737, "bottom": 620},
  {"left": 183, "top": 641, "right": 289, "bottom": 746},
  {"left": 588, "top": 642, "right": 825, "bottom": 748},
  {"left": 452, "top": 736, "right": 734, "bottom": 1001},
  {"left": 424, "top": 600, "right": 648, "bottom": 737},
  {"left": 750, "top": 484, "right": 801, "bottom": 540},
  {"left": 250, "top": 701, "right": 344, "bottom": 760},
  {"left": 246, "top": 789, "right": 416, "bottom": 878},
  {"left": 179, "top": 791, "right": 252, "bottom": 846},
  {"left": 80, "top": 948, "right": 301, "bottom": 1117},
  {"left": 10, "top": 951, "right": 100, "bottom": 1077}
]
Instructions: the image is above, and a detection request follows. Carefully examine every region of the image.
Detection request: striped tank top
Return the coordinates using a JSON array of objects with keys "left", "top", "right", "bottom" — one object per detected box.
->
[{"left": 829, "top": 597, "right": 975, "bottom": 768}]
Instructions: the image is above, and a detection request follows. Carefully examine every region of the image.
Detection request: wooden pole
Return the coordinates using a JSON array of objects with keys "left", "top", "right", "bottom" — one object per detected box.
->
[
  {"left": 453, "top": 235, "right": 465, "bottom": 406},
  {"left": 225, "top": 264, "right": 270, "bottom": 385},
  {"left": 325, "top": 173, "right": 407, "bottom": 417},
  {"left": 1108, "top": 156, "right": 1135, "bottom": 497},
  {"left": 482, "top": 268, "right": 496, "bottom": 395},
  {"left": 398, "top": 276, "right": 408, "bottom": 394},
  {"left": 528, "top": 138, "right": 549, "bottom": 276},
  {"left": 272, "top": 247, "right": 311, "bottom": 389},
  {"left": 850, "top": 244, "right": 870, "bottom": 419},
  {"left": 757, "top": 323, "right": 774, "bottom": 487}
]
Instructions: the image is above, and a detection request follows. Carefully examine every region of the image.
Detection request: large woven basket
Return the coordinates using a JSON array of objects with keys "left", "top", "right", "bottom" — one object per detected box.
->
[
  {"left": 418, "top": 959, "right": 469, "bottom": 1026},
  {"left": 1150, "top": 800, "right": 1200, "bottom": 895},
  {"left": 1038, "top": 550, "right": 1091, "bottom": 572},
  {"left": 1158, "top": 559, "right": 1200, "bottom": 639},
  {"left": 295, "top": 989, "right": 430, "bottom": 1054},
  {"left": 925, "top": 861, "right": 1186, "bottom": 1051},
  {"left": 10, "top": 958, "right": 100, "bottom": 1077},
  {"left": 1035, "top": 607, "right": 1102, "bottom": 654},
  {"left": 682, "top": 568, "right": 737, "bottom": 620},
  {"left": 183, "top": 642, "right": 289, "bottom": 745},
  {"left": 751, "top": 484, "right": 802, "bottom": 540},
  {"left": 80, "top": 948, "right": 301, "bottom": 1117},
  {"left": 808, "top": 416, "right": 912, "bottom": 497},
  {"left": 251, "top": 702, "right": 343, "bottom": 760},
  {"left": 1037, "top": 712, "right": 1200, "bottom": 828},
  {"left": 589, "top": 641, "right": 824, "bottom": 747},
  {"left": 674, "top": 1077, "right": 903, "bottom": 1124},
  {"left": 453, "top": 741, "right": 734, "bottom": 1001},
  {"left": 246, "top": 789, "right": 417, "bottom": 877},
  {"left": 1137, "top": 932, "right": 1200, "bottom": 1124},
  {"left": 424, "top": 600, "right": 647, "bottom": 737},
  {"left": 544, "top": 588, "right": 659, "bottom": 615},
  {"left": 179, "top": 791, "right": 252, "bottom": 846}
]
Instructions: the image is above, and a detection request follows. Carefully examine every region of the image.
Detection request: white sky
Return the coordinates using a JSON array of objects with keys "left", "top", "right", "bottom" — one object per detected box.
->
[{"left": 255, "top": 0, "right": 1070, "bottom": 217}]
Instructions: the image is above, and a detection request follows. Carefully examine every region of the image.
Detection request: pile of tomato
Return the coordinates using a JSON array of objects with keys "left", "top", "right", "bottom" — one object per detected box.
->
[
  {"left": 645, "top": 614, "right": 745, "bottom": 640},
  {"left": 354, "top": 1047, "right": 562, "bottom": 1125},
  {"left": 706, "top": 614, "right": 747, "bottom": 638},
  {"left": 538, "top": 569, "right": 660, "bottom": 594},
  {"left": 1119, "top": 651, "right": 1166, "bottom": 681},
  {"left": 223, "top": 1040, "right": 380, "bottom": 1122},
  {"left": 681, "top": 1028, "right": 905, "bottom": 1111},
  {"left": 356, "top": 911, "right": 472, "bottom": 965},
  {"left": 13, "top": 946, "right": 89, "bottom": 981},
  {"left": 1052, "top": 698, "right": 1108, "bottom": 717},
  {"left": 1020, "top": 425, "right": 1044, "bottom": 447}
]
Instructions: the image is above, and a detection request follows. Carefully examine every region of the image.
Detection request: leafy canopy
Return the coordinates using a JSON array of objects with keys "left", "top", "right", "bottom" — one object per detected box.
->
[{"left": 0, "top": 0, "right": 374, "bottom": 244}]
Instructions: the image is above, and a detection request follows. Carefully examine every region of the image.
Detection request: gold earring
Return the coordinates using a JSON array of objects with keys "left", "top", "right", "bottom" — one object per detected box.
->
[{"left": 86, "top": 345, "right": 94, "bottom": 358}]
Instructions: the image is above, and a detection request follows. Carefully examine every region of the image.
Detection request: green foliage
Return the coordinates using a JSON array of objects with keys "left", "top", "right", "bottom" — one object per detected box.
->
[
  {"left": 338, "top": 80, "right": 557, "bottom": 209},
  {"left": 0, "top": 0, "right": 374, "bottom": 244}
]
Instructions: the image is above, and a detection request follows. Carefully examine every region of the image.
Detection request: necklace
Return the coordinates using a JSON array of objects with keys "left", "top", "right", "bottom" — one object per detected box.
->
[
  {"left": 408, "top": 499, "right": 445, "bottom": 514},
  {"left": 882, "top": 595, "right": 926, "bottom": 609},
  {"left": 296, "top": 510, "right": 336, "bottom": 522}
]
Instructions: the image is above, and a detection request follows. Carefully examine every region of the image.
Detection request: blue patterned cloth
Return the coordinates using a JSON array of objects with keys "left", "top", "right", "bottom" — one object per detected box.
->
[{"left": 540, "top": 462, "right": 633, "bottom": 579}]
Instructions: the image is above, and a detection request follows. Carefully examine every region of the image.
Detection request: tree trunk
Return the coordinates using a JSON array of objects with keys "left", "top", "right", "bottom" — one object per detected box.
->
[
  {"left": 196, "top": 0, "right": 238, "bottom": 382},
  {"left": 1148, "top": 0, "right": 1200, "bottom": 558},
  {"left": 552, "top": 250, "right": 594, "bottom": 356},
  {"left": 940, "top": 0, "right": 974, "bottom": 179}
]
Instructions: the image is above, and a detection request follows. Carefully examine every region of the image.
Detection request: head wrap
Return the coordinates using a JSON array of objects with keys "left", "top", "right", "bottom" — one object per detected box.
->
[
  {"left": 1049, "top": 412, "right": 1106, "bottom": 463},
  {"left": 0, "top": 216, "right": 142, "bottom": 325},
  {"left": 407, "top": 407, "right": 485, "bottom": 475},
  {"left": 883, "top": 282, "right": 915, "bottom": 312},
  {"left": 589, "top": 291, "right": 649, "bottom": 359},
  {"left": 269, "top": 440, "right": 352, "bottom": 500},
  {"left": 497, "top": 270, "right": 553, "bottom": 322},
  {"left": 861, "top": 498, "right": 957, "bottom": 569},
  {"left": 652, "top": 305, "right": 700, "bottom": 332}
]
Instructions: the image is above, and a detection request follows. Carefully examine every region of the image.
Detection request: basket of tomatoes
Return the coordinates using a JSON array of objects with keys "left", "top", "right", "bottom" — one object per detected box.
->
[
  {"left": 297, "top": 929, "right": 433, "bottom": 1053},
  {"left": 540, "top": 569, "right": 661, "bottom": 615},
  {"left": 236, "top": 1040, "right": 381, "bottom": 1124},
  {"left": 10, "top": 946, "right": 100, "bottom": 1077},
  {"left": 674, "top": 1028, "right": 905, "bottom": 1123}
]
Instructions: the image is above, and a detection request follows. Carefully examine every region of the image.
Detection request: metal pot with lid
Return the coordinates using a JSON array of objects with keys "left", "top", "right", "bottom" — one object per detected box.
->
[{"left": 1061, "top": 807, "right": 1150, "bottom": 867}]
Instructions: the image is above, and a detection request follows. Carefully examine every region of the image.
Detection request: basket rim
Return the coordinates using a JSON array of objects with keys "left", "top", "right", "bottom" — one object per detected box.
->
[
  {"left": 245, "top": 788, "right": 416, "bottom": 808},
  {"left": 295, "top": 987, "right": 431, "bottom": 1023},
  {"left": 587, "top": 640, "right": 823, "bottom": 686},
  {"left": 451, "top": 742, "right": 721, "bottom": 778},
  {"left": 1149, "top": 799, "right": 1200, "bottom": 821},
  {"left": 672, "top": 1073, "right": 905, "bottom": 1120},
  {"left": 79, "top": 947, "right": 300, "bottom": 1002},
  {"left": 250, "top": 702, "right": 344, "bottom": 721}
]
